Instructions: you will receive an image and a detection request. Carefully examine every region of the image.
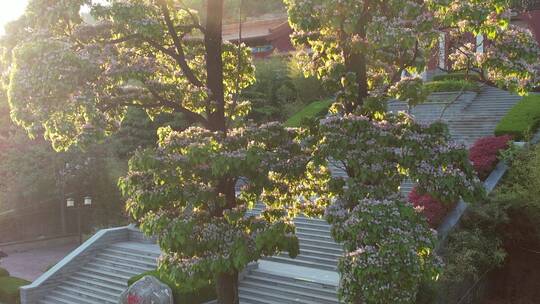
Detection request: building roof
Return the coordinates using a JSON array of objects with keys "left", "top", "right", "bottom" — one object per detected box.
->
[{"left": 222, "top": 15, "right": 289, "bottom": 42}]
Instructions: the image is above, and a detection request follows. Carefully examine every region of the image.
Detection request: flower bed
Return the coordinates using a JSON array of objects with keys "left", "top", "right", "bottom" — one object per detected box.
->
[
  {"left": 469, "top": 135, "right": 512, "bottom": 180},
  {"left": 411, "top": 136, "right": 511, "bottom": 227}
]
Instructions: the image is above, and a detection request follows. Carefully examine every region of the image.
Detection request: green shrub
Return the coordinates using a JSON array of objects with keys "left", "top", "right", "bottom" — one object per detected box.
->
[
  {"left": 424, "top": 80, "right": 480, "bottom": 93},
  {"left": 244, "top": 56, "right": 329, "bottom": 122},
  {"left": 492, "top": 145, "right": 540, "bottom": 244},
  {"left": 0, "top": 268, "right": 9, "bottom": 277},
  {"left": 284, "top": 99, "right": 333, "bottom": 127},
  {"left": 422, "top": 201, "right": 507, "bottom": 304},
  {"left": 494, "top": 94, "right": 540, "bottom": 140},
  {"left": 0, "top": 277, "right": 30, "bottom": 304},
  {"left": 432, "top": 72, "right": 481, "bottom": 82},
  {"left": 128, "top": 270, "right": 216, "bottom": 304}
]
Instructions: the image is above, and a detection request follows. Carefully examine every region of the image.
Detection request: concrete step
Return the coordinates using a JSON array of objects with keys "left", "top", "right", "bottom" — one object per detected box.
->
[
  {"left": 62, "top": 280, "right": 121, "bottom": 299},
  {"left": 296, "top": 226, "right": 332, "bottom": 236},
  {"left": 296, "top": 231, "right": 334, "bottom": 242},
  {"left": 39, "top": 294, "right": 75, "bottom": 304},
  {"left": 240, "top": 269, "right": 338, "bottom": 304},
  {"left": 298, "top": 248, "right": 342, "bottom": 260},
  {"left": 264, "top": 255, "right": 337, "bottom": 271},
  {"left": 80, "top": 265, "right": 133, "bottom": 282},
  {"left": 294, "top": 220, "right": 332, "bottom": 231},
  {"left": 101, "top": 247, "right": 159, "bottom": 264},
  {"left": 70, "top": 274, "right": 126, "bottom": 293},
  {"left": 239, "top": 286, "right": 334, "bottom": 304},
  {"left": 47, "top": 290, "right": 103, "bottom": 304},
  {"left": 92, "top": 256, "right": 155, "bottom": 273},
  {"left": 85, "top": 261, "right": 142, "bottom": 278},
  {"left": 246, "top": 271, "right": 337, "bottom": 297},
  {"left": 241, "top": 281, "right": 337, "bottom": 303},
  {"left": 300, "top": 243, "right": 343, "bottom": 255},
  {"left": 299, "top": 238, "right": 342, "bottom": 251},
  {"left": 97, "top": 252, "right": 157, "bottom": 268},
  {"left": 75, "top": 271, "right": 128, "bottom": 288},
  {"left": 108, "top": 243, "right": 160, "bottom": 259},
  {"left": 55, "top": 284, "right": 118, "bottom": 304},
  {"left": 276, "top": 251, "right": 339, "bottom": 266}
]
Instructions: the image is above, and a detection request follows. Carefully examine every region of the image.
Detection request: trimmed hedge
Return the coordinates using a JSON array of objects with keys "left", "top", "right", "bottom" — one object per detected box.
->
[
  {"left": 469, "top": 135, "right": 512, "bottom": 180},
  {"left": 424, "top": 80, "right": 480, "bottom": 93},
  {"left": 495, "top": 94, "right": 540, "bottom": 140},
  {"left": 284, "top": 99, "right": 333, "bottom": 127},
  {"left": 0, "top": 268, "right": 9, "bottom": 277},
  {"left": 0, "top": 277, "right": 30, "bottom": 304},
  {"left": 432, "top": 72, "right": 481, "bottom": 82},
  {"left": 128, "top": 270, "right": 216, "bottom": 304}
]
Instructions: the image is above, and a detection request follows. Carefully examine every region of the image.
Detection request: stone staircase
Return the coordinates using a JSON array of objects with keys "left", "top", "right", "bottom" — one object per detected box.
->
[
  {"left": 238, "top": 264, "right": 339, "bottom": 304},
  {"left": 240, "top": 204, "right": 341, "bottom": 303},
  {"left": 38, "top": 242, "right": 159, "bottom": 304},
  {"left": 447, "top": 86, "right": 522, "bottom": 147},
  {"left": 389, "top": 85, "right": 522, "bottom": 198},
  {"left": 389, "top": 85, "right": 522, "bottom": 147},
  {"left": 23, "top": 85, "right": 522, "bottom": 304}
]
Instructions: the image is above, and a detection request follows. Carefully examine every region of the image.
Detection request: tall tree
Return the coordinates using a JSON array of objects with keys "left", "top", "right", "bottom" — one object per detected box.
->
[
  {"left": 283, "top": 0, "right": 539, "bottom": 302},
  {"left": 1, "top": 1, "right": 310, "bottom": 303}
]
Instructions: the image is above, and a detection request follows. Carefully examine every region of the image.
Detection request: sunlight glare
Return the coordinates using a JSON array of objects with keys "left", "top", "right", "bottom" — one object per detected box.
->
[{"left": 0, "top": 0, "right": 28, "bottom": 35}]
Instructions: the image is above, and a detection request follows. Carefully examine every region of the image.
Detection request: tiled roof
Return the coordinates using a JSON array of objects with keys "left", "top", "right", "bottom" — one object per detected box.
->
[{"left": 222, "top": 15, "right": 288, "bottom": 41}]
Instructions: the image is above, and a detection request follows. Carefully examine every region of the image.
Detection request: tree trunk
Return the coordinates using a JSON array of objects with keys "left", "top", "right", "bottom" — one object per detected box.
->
[
  {"left": 344, "top": 21, "right": 369, "bottom": 114},
  {"left": 205, "top": 0, "right": 227, "bottom": 133},
  {"left": 216, "top": 270, "right": 239, "bottom": 304},
  {"left": 204, "top": 3, "right": 240, "bottom": 303}
]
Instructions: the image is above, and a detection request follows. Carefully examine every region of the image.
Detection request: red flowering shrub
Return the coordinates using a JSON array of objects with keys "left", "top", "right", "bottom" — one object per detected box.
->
[
  {"left": 469, "top": 135, "right": 512, "bottom": 180},
  {"left": 127, "top": 294, "right": 142, "bottom": 304},
  {"left": 408, "top": 187, "right": 455, "bottom": 228}
]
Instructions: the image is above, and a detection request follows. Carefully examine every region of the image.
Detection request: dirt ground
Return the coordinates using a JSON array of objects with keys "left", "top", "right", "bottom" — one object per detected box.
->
[{"left": 483, "top": 246, "right": 540, "bottom": 304}]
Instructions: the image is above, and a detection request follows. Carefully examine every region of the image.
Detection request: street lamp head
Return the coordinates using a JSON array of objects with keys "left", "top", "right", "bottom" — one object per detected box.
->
[
  {"left": 84, "top": 196, "right": 92, "bottom": 206},
  {"left": 66, "top": 198, "right": 75, "bottom": 208}
]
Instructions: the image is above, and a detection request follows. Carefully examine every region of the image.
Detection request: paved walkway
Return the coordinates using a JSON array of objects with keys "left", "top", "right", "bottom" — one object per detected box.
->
[{"left": 0, "top": 242, "right": 78, "bottom": 281}]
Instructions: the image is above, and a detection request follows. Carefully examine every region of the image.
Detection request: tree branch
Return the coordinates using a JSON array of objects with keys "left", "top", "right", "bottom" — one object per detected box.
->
[
  {"left": 159, "top": 3, "right": 204, "bottom": 88},
  {"left": 146, "top": 86, "right": 209, "bottom": 127}
]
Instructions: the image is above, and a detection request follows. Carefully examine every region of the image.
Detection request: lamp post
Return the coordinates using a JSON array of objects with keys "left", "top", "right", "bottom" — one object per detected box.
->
[{"left": 66, "top": 196, "right": 92, "bottom": 245}]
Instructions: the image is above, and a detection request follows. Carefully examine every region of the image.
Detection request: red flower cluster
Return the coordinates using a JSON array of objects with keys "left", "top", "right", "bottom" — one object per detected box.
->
[
  {"left": 469, "top": 135, "right": 512, "bottom": 180},
  {"left": 408, "top": 187, "right": 455, "bottom": 228},
  {"left": 127, "top": 294, "right": 142, "bottom": 304}
]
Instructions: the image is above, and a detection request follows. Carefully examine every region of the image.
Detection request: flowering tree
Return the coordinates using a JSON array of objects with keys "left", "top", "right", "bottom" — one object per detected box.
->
[
  {"left": 308, "top": 112, "right": 483, "bottom": 303},
  {"left": 440, "top": 1, "right": 540, "bottom": 94},
  {"left": 285, "top": 0, "right": 540, "bottom": 111},
  {"left": 283, "top": 0, "right": 501, "bottom": 302},
  {"left": 0, "top": 1, "right": 315, "bottom": 303}
]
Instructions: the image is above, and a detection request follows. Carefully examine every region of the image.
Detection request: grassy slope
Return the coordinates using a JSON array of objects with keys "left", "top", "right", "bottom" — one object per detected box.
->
[
  {"left": 284, "top": 99, "right": 333, "bottom": 127},
  {"left": 0, "top": 276, "right": 30, "bottom": 303},
  {"left": 495, "top": 94, "right": 540, "bottom": 140}
]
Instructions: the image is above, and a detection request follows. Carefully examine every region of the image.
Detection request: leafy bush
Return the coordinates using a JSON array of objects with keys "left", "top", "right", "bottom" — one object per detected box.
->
[
  {"left": 494, "top": 94, "right": 540, "bottom": 140},
  {"left": 408, "top": 187, "right": 455, "bottom": 228},
  {"left": 244, "top": 56, "right": 329, "bottom": 122},
  {"left": 0, "top": 277, "right": 30, "bottom": 304},
  {"left": 417, "top": 201, "right": 507, "bottom": 304},
  {"left": 432, "top": 72, "right": 481, "bottom": 82},
  {"left": 424, "top": 80, "right": 480, "bottom": 93},
  {"left": 284, "top": 99, "right": 333, "bottom": 127},
  {"left": 491, "top": 145, "right": 540, "bottom": 245},
  {"left": 469, "top": 135, "right": 512, "bottom": 180},
  {"left": 128, "top": 270, "right": 216, "bottom": 304},
  {"left": 0, "top": 268, "right": 9, "bottom": 277}
]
